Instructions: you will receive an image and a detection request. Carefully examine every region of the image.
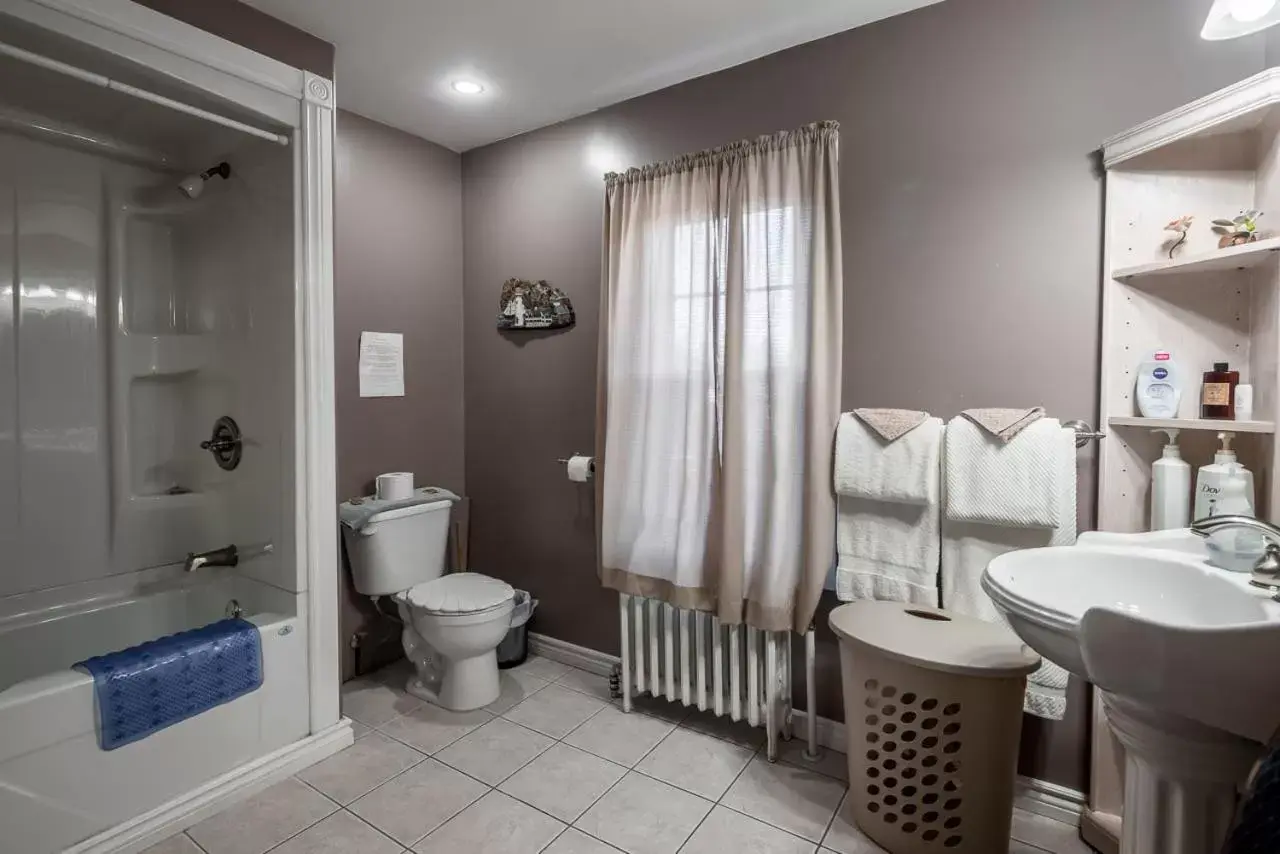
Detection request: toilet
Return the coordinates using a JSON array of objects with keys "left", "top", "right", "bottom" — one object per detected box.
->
[{"left": 342, "top": 490, "right": 515, "bottom": 711}]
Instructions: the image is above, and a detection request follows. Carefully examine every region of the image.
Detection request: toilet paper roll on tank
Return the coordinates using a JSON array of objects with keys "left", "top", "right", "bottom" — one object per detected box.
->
[{"left": 375, "top": 472, "right": 415, "bottom": 501}]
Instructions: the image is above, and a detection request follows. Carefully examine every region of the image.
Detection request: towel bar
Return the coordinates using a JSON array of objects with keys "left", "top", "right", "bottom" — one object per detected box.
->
[{"left": 1064, "top": 419, "right": 1107, "bottom": 448}]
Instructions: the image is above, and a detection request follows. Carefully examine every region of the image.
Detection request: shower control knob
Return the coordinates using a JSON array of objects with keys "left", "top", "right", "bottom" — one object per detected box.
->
[{"left": 201, "top": 416, "right": 244, "bottom": 471}]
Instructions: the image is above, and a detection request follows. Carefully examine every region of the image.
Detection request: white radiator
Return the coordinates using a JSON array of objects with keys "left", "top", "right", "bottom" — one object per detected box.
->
[{"left": 617, "top": 593, "right": 793, "bottom": 760}]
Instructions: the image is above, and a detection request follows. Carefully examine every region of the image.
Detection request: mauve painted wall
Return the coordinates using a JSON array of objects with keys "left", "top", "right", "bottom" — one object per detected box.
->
[
  {"left": 336, "top": 110, "right": 464, "bottom": 677},
  {"left": 132, "top": 0, "right": 334, "bottom": 77},
  {"left": 461, "top": 0, "right": 1264, "bottom": 791}
]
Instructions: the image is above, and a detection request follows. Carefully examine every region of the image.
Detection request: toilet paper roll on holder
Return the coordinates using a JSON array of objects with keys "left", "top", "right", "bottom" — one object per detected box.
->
[{"left": 557, "top": 455, "right": 595, "bottom": 473}]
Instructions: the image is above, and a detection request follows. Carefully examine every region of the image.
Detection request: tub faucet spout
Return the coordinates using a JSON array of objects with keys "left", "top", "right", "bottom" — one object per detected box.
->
[{"left": 185, "top": 544, "right": 239, "bottom": 573}]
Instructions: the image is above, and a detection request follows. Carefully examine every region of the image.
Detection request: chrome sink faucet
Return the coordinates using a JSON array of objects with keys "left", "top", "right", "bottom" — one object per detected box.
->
[
  {"left": 184, "top": 544, "right": 239, "bottom": 573},
  {"left": 1190, "top": 515, "right": 1280, "bottom": 592}
]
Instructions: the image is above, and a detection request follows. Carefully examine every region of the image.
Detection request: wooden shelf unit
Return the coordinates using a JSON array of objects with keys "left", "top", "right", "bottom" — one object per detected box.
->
[
  {"left": 1107, "top": 416, "right": 1276, "bottom": 434},
  {"left": 1089, "top": 68, "right": 1280, "bottom": 852},
  {"left": 1100, "top": 67, "right": 1280, "bottom": 535},
  {"left": 1112, "top": 235, "right": 1280, "bottom": 280}
]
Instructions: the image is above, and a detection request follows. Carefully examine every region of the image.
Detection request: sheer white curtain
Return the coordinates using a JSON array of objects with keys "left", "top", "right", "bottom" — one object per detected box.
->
[{"left": 597, "top": 122, "right": 842, "bottom": 633}]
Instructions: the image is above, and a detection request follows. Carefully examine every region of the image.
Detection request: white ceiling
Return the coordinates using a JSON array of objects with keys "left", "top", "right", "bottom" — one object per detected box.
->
[{"left": 242, "top": 0, "right": 942, "bottom": 152}]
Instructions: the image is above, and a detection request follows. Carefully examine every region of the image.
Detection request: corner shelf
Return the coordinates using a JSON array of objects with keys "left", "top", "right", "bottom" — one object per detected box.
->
[
  {"left": 1108, "top": 415, "right": 1275, "bottom": 434},
  {"left": 1112, "top": 236, "right": 1280, "bottom": 280}
]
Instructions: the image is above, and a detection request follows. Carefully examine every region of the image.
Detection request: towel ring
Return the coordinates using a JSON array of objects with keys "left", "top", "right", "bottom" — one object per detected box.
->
[{"left": 1064, "top": 420, "right": 1107, "bottom": 449}]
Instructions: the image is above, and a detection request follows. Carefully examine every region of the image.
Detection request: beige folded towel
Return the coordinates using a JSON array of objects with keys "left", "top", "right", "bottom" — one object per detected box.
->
[
  {"left": 853, "top": 408, "right": 931, "bottom": 442},
  {"left": 962, "top": 407, "right": 1046, "bottom": 442}
]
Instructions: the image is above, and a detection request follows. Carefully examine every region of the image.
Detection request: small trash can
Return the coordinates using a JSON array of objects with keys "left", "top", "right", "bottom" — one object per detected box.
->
[
  {"left": 497, "top": 590, "right": 537, "bottom": 669},
  {"left": 829, "top": 602, "right": 1040, "bottom": 854}
]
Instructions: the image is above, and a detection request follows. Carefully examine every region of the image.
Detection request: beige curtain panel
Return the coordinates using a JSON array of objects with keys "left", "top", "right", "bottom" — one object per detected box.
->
[{"left": 596, "top": 121, "right": 843, "bottom": 634}]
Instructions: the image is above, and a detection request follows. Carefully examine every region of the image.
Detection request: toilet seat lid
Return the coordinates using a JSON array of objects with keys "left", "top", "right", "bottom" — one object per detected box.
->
[{"left": 405, "top": 573, "right": 514, "bottom": 615}]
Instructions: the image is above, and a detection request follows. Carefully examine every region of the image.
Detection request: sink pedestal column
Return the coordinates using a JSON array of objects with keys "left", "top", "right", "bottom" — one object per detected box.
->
[{"left": 1101, "top": 693, "right": 1259, "bottom": 854}]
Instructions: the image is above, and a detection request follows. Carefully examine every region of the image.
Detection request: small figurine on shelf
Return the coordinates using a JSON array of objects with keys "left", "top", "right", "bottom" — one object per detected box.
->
[
  {"left": 1212, "top": 210, "right": 1263, "bottom": 248},
  {"left": 1164, "top": 215, "right": 1194, "bottom": 259}
]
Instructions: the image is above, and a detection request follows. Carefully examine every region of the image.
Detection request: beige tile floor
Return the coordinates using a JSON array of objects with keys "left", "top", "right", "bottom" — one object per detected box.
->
[{"left": 147, "top": 656, "right": 1093, "bottom": 854}]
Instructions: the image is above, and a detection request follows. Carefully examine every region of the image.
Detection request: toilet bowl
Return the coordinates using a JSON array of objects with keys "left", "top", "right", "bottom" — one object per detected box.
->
[
  {"left": 395, "top": 573, "right": 515, "bottom": 710},
  {"left": 340, "top": 488, "right": 516, "bottom": 712}
]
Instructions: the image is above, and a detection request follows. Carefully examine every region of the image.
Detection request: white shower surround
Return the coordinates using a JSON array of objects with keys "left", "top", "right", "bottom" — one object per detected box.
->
[{"left": 0, "top": 0, "right": 344, "bottom": 850}]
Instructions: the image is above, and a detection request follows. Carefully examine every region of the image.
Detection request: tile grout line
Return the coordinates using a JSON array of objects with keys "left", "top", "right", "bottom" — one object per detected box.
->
[
  {"left": 178, "top": 776, "right": 342, "bottom": 854},
  {"left": 506, "top": 682, "right": 657, "bottom": 846},
  {"left": 347, "top": 662, "right": 849, "bottom": 853},
  {"left": 345, "top": 663, "right": 811, "bottom": 852},
  {"left": 349, "top": 679, "right": 609, "bottom": 843},
  {"left": 339, "top": 808, "right": 413, "bottom": 854},
  {"left": 509, "top": 666, "right": 824, "bottom": 851},
  {"left": 713, "top": 748, "right": 852, "bottom": 849},
  {"left": 183, "top": 667, "right": 722, "bottom": 853},
  {"left": 672, "top": 737, "right": 768, "bottom": 853},
  {"left": 284, "top": 663, "right": 1073, "bottom": 854},
  {"left": 536, "top": 702, "right": 695, "bottom": 852},
  {"left": 816, "top": 786, "right": 847, "bottom": 851},
  {"left": 382, "top": 672, "right": 624, "bottom": 850},
  {"left": 250, "top": 776, "right": 371, "bottom": 853},
  {"left": 307, "top": 733, "right": 433, "bottom": 810}
]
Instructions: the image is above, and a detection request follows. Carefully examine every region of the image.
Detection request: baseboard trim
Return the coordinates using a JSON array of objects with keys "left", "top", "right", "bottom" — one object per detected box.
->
[
  {"left": 1015, "top": 776, "right": 1088, "bottom": 827},
  {"left": 532, "top": 632, "right": 1086, "bottom": 826},
  {"left": 529, "top": 632, "right": 620, "bottom": 676},
  {"left": 68, "top": 720, "right": 354, "bottom": 854},
  {"left": 791, "top": 709, "right": 848, "bottom": 753},
  {"left": 1081, "top": 808, "right": 1121, "bottom": 854}
]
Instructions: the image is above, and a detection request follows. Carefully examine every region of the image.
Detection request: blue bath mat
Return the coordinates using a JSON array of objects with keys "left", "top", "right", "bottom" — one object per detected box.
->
[
  {"left": 1224, "top": 742, "right": 1280, "bottom": 853},
  {"left": 76, "top": 617, "right": 263, "bottom": 750}
]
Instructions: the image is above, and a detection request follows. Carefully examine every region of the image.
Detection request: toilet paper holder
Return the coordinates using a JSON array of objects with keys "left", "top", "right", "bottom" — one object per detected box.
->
[{"left": 557, "top": 455, "right": 595, "bottom": 473}]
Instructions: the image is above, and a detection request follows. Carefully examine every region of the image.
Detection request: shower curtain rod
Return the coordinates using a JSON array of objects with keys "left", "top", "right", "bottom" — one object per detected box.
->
[{"left": 0, "top": 40, "right": 291, "bottom": 146}]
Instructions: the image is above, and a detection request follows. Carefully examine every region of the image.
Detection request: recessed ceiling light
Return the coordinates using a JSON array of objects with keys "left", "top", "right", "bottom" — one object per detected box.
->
[
  {"left": 451, "top": 79, "right": 485, "bottom": 96},
  {"left": 1203, "top": 0, "right": 1280, "bottom": 38},
  {"left": 1231, "top": 0, "right": 1277, "bottom": 21}
]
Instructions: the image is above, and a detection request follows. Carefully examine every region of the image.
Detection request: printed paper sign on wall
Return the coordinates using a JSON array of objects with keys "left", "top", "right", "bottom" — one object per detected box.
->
[{"left": 359, "top": 331, "right": 405, "bottom": 397}]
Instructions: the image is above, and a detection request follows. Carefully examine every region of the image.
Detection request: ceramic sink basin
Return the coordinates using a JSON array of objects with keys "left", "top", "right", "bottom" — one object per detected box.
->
[{"left": 982, "top": 530, "right": 1280, "bottom": 743}]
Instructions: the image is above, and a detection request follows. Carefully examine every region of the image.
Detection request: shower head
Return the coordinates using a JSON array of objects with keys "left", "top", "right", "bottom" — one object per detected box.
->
[{"left": 178, "top": 161, "right": 231, "bottom": 199}]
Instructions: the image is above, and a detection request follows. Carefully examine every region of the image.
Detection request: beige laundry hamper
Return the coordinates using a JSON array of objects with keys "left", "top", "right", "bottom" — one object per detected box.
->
[{"left": 829, "top": 602, "right": 1040, "bottom": 854}]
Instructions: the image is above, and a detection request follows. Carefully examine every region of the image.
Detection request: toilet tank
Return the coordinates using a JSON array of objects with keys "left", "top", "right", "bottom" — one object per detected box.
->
[{"left": 343, "top": 497, "right": 453, "bottom": 595}]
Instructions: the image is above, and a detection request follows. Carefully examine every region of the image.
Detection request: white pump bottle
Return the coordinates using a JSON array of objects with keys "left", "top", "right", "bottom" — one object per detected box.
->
[
  {"left": 1150, "top": 428, "right": 1191, "bottom": 530},
  {"left": 1194, "top": 432, "right": 1255, "bottom": 521}
]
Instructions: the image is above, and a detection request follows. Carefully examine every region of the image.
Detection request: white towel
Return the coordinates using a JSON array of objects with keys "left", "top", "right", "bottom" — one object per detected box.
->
[
  {"left": 834, "top": 413, "right": 942, "bottom": 505},
  {"left": 945, "top": 416, "right": 1063, "bottom": 529},
  {"left": 942, "top": 423, "right": 1077, "bottom": 720},
  {"left": 837, "top": 499, "right": 941, "bottom": 605},
  {"left": 834, "top": 414, "right": 943, "bottom": 605}
]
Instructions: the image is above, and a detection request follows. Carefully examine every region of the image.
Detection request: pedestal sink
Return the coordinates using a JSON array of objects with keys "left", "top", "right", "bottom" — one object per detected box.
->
[{"left": 981, "top": 531, "right": 1280, "bottom": 854}]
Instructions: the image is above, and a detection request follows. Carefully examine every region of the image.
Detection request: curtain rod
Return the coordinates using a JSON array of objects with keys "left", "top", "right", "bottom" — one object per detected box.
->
[{"left": 0, "top": 40, "right": 290, "bottom": 146}]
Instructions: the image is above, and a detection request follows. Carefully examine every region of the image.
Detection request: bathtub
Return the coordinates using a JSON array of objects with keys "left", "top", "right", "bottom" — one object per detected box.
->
[{"left": 0, "top": 573, "right": 310, "bottom": 854}]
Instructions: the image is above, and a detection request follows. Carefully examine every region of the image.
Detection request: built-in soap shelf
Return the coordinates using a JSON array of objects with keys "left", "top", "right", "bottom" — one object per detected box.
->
[
  {"left": 128, "top": 490, "right": 207, "bottom": 506},
  {"left": 1108, "top": 416, "right": 1276, "bottom": 434},
  {"left": 121, "top": 333, "right": 212, "bottom": 376}
]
